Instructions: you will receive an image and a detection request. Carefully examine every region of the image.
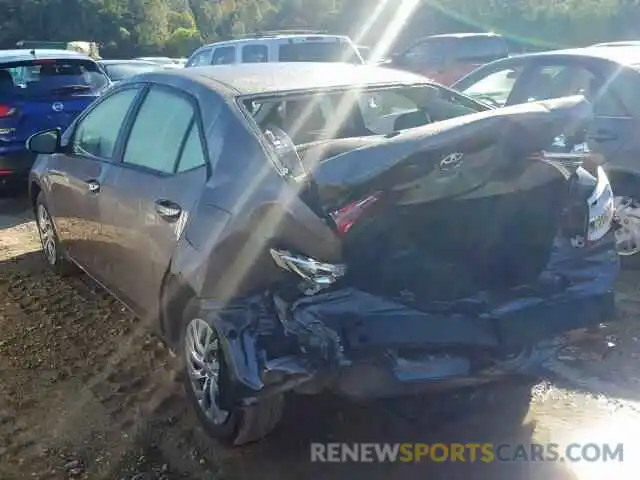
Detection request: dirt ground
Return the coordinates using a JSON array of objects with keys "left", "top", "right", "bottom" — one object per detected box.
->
[{"left": 2, "top": 192, "right": 640, "bottom": 480}]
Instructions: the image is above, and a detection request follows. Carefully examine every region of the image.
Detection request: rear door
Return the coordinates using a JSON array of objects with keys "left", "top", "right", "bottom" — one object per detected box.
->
[
  {"left": 99, "top": 84, "right": 210, "bottom": 316},
  {"left": 2, "top": 58, "right": 109, "bottom": 145}
]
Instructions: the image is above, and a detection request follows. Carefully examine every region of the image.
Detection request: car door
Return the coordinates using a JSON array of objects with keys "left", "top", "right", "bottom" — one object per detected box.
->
[
  {"left": 510, "top": 58, "right": 634, "bottom": 160},
  {"left": 45, "top": 85, "right": 142, "bottom": 278},
  {"left": 99, "top": 84, "right": 209, "bottom": 316}
]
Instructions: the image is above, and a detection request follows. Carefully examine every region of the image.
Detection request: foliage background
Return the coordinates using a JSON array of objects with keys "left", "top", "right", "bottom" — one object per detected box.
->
[{"left": 0, "top": 0, "right": 638, "bottom": 57}]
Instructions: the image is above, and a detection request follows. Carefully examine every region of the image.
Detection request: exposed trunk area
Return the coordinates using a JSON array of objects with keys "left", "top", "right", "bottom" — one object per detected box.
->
[{"left": 294, "top": 97, "right": 593, "bottom": 302}]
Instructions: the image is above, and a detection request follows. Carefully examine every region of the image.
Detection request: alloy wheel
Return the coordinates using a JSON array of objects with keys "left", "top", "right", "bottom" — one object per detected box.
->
[
  {"left": 185, "top": 318, "right": 230, "bottom": 425},
  {"left": 37, "top": 204, "right": 57, "bottom": 265},
  {"left": 614, "top": 195, "right": 640, "bottom": 256}
]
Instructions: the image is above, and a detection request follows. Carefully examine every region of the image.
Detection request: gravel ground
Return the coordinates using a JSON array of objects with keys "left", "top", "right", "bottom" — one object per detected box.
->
[{"left": 1, "top": 192, "right": 640, "bottom": 479}]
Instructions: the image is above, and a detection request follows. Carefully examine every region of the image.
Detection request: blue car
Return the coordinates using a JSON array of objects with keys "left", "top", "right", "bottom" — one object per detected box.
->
[{"left": 0, "top": 49, "right": 110, "bottom": 187}]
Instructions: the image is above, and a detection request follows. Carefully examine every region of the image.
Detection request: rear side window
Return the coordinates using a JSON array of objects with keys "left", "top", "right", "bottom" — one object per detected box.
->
[
  {"left": 279, "top": 41, "right": 362, "bottom": 64},
  {"left": 123, "top": 87, "right": 195, "bottom": 174},
  {"left": 211, "top": 46, "right": 236, "bottom": 65},
  {"left": 242, "top": 45, "right": 268, "bottom": 63},
  {"left": 0, "top": 59, "right": 108, "bottom": 98},
  {"left": 177, "top": 123, "right": 207, "bottom": 172},
  {"left": 456, "top": 37, "right": 508, "bottom": 62}
]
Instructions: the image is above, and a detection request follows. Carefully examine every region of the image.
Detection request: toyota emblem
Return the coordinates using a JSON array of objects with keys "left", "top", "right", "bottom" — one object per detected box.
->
[
  {"left": 52, "top": 102, "right": 64, "bottom": 112},
  {"left": 439, "top": 152, "right": 464, "bottom": 171}
]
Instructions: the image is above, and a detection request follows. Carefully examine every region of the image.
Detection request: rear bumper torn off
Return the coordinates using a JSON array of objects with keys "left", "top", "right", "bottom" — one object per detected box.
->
[{"left": 202, "top": 234, "right": 618, "bottom": 401}]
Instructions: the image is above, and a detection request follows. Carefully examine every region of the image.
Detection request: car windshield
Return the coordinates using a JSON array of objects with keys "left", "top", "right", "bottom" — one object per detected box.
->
[
  {"left": 104, "top": 63, "right": 158, "bottom": 81},
  {"left": 245, "top": 84, "right": 487, "bottom": 148},
  {"left": 278, "top": 42, "right": 363, "bottom": 64},
  {"left": 0, "top": 59, "right": 108, "bottom": 98}
]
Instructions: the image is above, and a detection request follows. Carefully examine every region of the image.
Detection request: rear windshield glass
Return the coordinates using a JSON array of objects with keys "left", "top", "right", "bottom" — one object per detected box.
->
[
  {"left": 0, "top": 59, "right": 108, "bottom": 98},
  {"left": 105, "top": 63, "right": 158, "bottom": 81},
  {"left": 278, "top": 42, "right": 362, "bottom": 64}
]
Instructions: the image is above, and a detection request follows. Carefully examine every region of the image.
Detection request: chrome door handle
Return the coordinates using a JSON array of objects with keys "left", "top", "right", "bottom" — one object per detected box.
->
[
  {"left": 154, "top": 200, "right": 182, "bottom": 220},
  {"left": 86, "top": 180, "right": 100, "bottom": 193}
]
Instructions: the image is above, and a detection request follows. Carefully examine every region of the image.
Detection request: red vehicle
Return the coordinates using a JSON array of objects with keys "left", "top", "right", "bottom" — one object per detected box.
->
[{"left": 387, "top": 33, "right": 509, "bottom": 85}]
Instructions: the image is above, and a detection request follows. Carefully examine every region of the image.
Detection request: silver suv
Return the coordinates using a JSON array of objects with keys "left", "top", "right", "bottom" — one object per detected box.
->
[{"left": 185, "top": 30, "right": 364, "bottom": 67}]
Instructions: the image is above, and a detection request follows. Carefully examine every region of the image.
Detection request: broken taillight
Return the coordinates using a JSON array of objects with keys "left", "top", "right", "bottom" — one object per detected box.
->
[
  {"left": 329, "top": 192, "right": 381, "bottom": 236},
  {"left": 0, "top": 105, "right": 16, "bottom": 117}
]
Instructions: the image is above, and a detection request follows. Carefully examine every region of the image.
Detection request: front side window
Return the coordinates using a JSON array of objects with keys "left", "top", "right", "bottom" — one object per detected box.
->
[
  {"left": 123, "top": 87, "right": 195, "bottom": 173},
  {"left": 459, "top": 66, "right": 524, "bottom": 107},
  {"left": 211, "top": 47, "right": 236, "bottom": 65},
  {"left": 72, "top": 87, "right": 140, "bottom": 158}
]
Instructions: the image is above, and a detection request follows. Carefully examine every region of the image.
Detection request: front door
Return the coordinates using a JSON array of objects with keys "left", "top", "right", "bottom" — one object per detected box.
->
[
  {"left": 100, "top": 85, "right": 209, "bottom": 317},
  {"left": 45, "top": 86, "right": 142, "bottom": 278}
]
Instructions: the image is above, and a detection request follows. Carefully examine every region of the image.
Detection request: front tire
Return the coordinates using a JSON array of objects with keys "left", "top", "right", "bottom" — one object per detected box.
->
[
  {"left": 35, "top": 192, "right": 77, "bottom": 276},
  {"left": 180, "top": 301, "right": 284, "bottom": 446}
]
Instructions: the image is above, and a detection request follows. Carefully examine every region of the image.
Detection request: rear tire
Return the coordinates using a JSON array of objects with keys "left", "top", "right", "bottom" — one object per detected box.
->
[
  {"left": 35, "top": 192, "right": 78, "bottom": 276},
  {"left": 180, "top": 300, "right": 284, "bottom": 446},
  {"left": 612, "top": 180, "right": 640, "bottom": 269}
]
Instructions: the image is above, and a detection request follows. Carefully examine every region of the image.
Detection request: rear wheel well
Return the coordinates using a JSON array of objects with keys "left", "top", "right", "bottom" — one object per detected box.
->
[
  {"left": 160, "top": 271, "right": 196, "bottom": 347},
  {"left": 606, "top": 170, "right": 640, "bottom": 193}
]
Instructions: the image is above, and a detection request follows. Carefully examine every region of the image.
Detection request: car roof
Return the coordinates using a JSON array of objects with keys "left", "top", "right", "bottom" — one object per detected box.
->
[
  {"left": 99, "top": 59, "right": 158, "bottom": 65},
  {"left": 493, "top": 45, "right": 640, "bottom": 68},
  {"left": 172, "top": 62, "right": 431, "bottom": 96},
  {"left": 423, "top": 32, "right": 502, "bottom": 40},
  {"left": 0, "top": 49, "right": 89, "bottom": 63},
  {"left": 198, "top": 34, "right": 353, "bottom": 49}
]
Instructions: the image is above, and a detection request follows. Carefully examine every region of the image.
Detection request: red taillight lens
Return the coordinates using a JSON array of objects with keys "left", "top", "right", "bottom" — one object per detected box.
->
[
  {"left": 330, "top": 192, "right": 381, "bottom": 236},
  {"left": 0, "top": 105, "right": 16, "bottom": 117}
]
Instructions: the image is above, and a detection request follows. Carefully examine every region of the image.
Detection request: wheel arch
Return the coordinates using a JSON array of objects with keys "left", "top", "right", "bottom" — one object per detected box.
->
[{"left": 159, "top": 267, "right": 197, "bottom": 348}]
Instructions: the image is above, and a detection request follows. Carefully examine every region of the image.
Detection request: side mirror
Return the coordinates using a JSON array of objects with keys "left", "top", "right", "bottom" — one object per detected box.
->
[{"left": 26, "top": 128, "right": 61, "bottom": 154}]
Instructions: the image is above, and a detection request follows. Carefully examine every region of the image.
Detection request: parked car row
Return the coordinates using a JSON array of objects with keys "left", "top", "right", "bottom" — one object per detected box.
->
[
  {"left": 26, "top": 61, "right": 619, "bottom": 447},
  {"left": 0, "top": 31, "right": 634, "bottom": 449}
]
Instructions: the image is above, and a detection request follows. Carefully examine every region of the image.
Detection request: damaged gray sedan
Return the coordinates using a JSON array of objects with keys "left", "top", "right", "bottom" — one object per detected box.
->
[{"left": 27, "top": 63, "right": 619, "bottom": 446}]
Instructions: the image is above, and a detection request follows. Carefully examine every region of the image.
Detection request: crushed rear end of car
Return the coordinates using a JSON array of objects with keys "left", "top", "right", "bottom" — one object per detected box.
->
[{"left": 198, "top": 96, "right": 619, "bottom": 407}]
